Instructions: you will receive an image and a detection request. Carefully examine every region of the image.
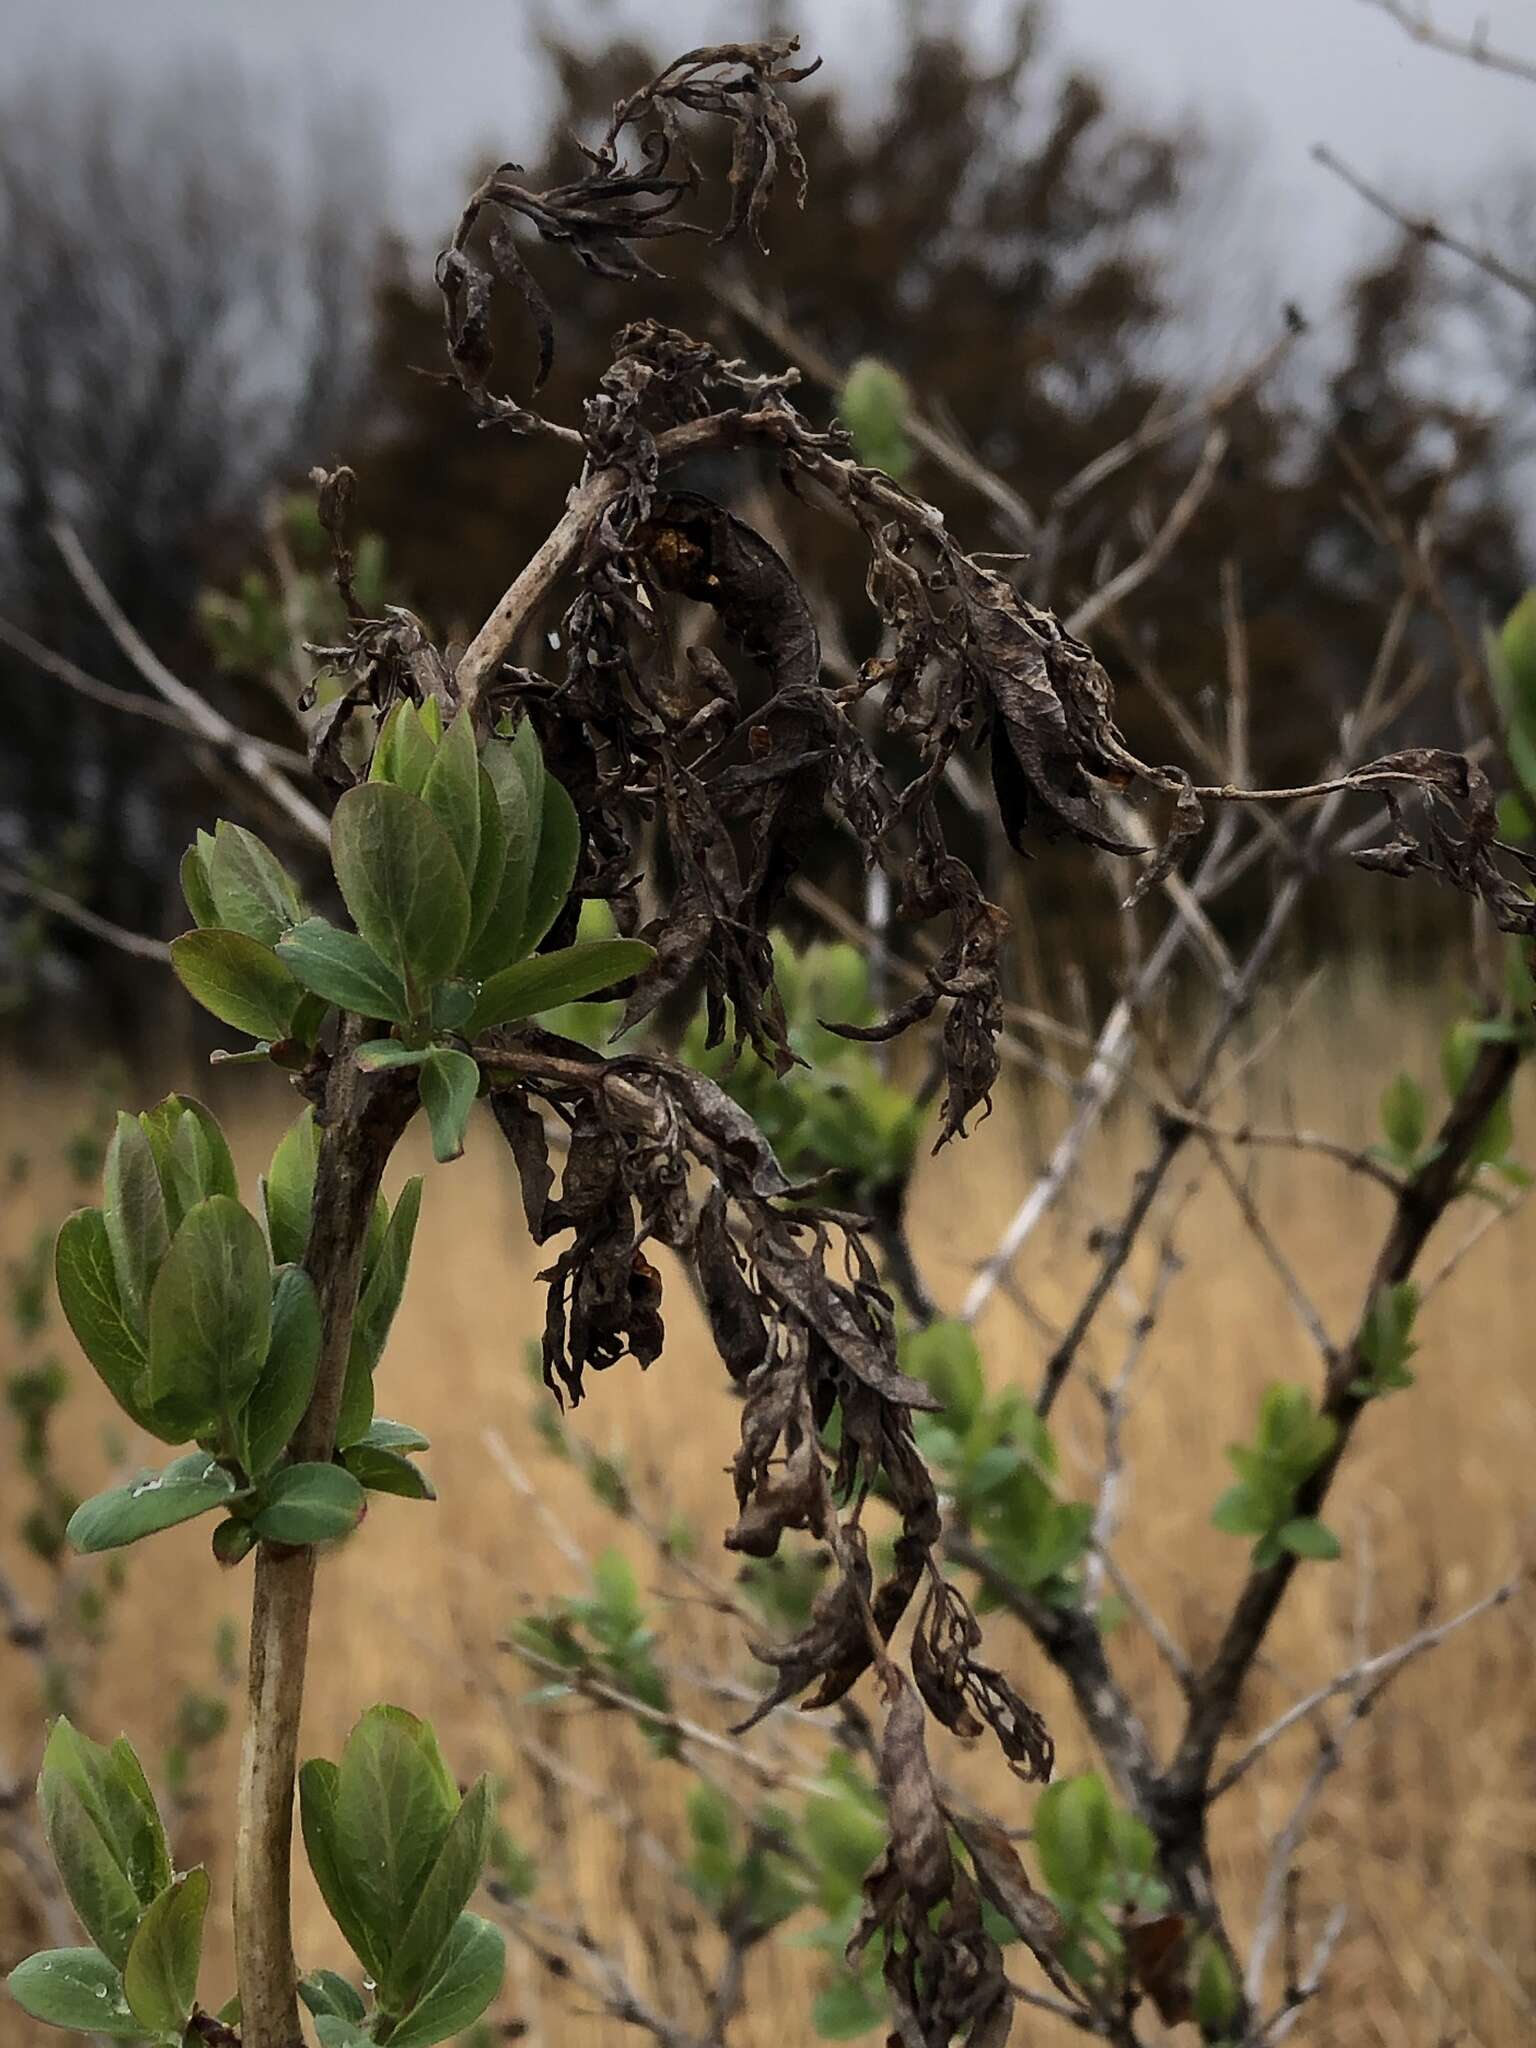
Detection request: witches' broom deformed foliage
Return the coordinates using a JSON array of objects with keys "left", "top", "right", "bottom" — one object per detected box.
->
[{"left": 5, "top": 35, "right": 1535, "bottom": 2048}]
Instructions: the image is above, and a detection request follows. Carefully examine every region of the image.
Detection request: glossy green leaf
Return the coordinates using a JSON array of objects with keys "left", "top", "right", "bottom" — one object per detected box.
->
[
  {"left": 67, "top": 1455, "right": 239, "bottom": 1554},
  {"left": 123, "top": 1869, "right": 207, "bottom": 2034},
  {"left": 208, "top": 821, "right": 305, "bottom": 944},
  {"left": 6, "top": 1947, "right": 145, "bottom": 2037},
  {"left": 250, "top": 1462, "right": 365, "bottom": 1545},
  {"left": 467, "top": 940, "right": 653, "bottom": 1037},
  {"left": 276, "top": 916, "right": 412, "bottom": 1025},
  {"left": 330, "top": 783, "right": 469, "bottom": 1001},
  {"left": 146, "top": 1196, "right": 272, "bottom": 1427},
  {"left": 384, "top": 1776, "right": 494, "bottom": 2011},
  {"left": 239, "top": 1266, "right": 322, "bottom": 1477},
  {"left": 384, "top": 1913, "right": 504, "bottom": 2048},
  {"left": 299, "top": 1760, "right": 385, "bottom": 1984},
  {"left": 55, "top": 1209, "right": 161, "bottom": 1435},
  {"left": 170, "top": 928, "right": 302, "bottom": 1041},
  {"left": 421, "top": 711, "right": 481, "bottom": 889},
  {"left": 420, "top": 1047, "right": 480, "bottom": 1162},
  {"left": 102, "top": 1113, "right": 169, "bottom": 1328},
  {"left": 179, "top": 842, "right": 219, "bottom": 929},
  {"left": 338, "top": 1177, "right": 422, "bottom": 1447}
]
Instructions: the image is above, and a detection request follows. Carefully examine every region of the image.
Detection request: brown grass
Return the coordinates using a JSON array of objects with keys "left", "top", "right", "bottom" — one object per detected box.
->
[{"left": 2, "top": 962, "right": 1534, "bottom": 2046}]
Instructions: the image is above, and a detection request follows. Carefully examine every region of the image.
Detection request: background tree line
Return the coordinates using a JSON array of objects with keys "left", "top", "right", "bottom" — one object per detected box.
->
[{"left": 1, "top": 1, "right": 1528, "bottom": 1039}]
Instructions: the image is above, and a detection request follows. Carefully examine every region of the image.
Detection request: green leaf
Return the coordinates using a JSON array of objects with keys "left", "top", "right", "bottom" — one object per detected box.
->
[
  {"left": 811, "top": 1970, "right": 885, "bottom": 2040},
  {"left": 55, "top": 1209, "right": 161, "bottom": 1436},
  {"left": 420, "top": 1048, "right": 480, "bottom": 1162},
  {"left": 299, "top": 1970, "right": 367, "bottom": 2024},
  {"left": 331, "top": 1707, "right": 460, "bottom": 1973},
  {"left": 421, "top": 712, "right": 482, "bottom": 889},
  {"left": 372, "top": 698, "right": 437, "bottom": 795},
  {"left": 276, "top": 916, "right": 412, "bottom": 1025},
  {"left": 460, "top": 744, "right": 531, "bottom": 981},
  {"left": 338, "top": 1177, "right": 422, "bottom": 1447},
  {"left": 1210, "top": 1485, "right": 1272, "bottom": 1537},
  {"left": 516, "top": 772, "right": 580, "bottom": 958},
  {"left": 123, "top": 1869, "right": 207, "bottom": 2034},
  {"left": 840, "top": 357, "right": 913, "bottom": 477},
  {"left": 901, "top": 1319, "right": 985, "bottom": 1432},
  {"left": 385, "top": 1776, "right": 495, "bottom": 2011},
  {"left": 465, "top": 766, "right": 508, "bottom": 953},
  {"left": 356, "top": 1417, "right": 431, "bottom": 1453},
  {"left": 156, "top": 1098, "right": 239, "bottom": 1226},
  {"left": 38, "top": 1720, "right": 169, "bottom": 1966},
  {"left": 212, "top": 1516, "right": 259, "bottom": 1566},
  {"left": 355, "top": 1039, "right": 430, "bottom": 1072},
  {"left": 67, "top": 1454, "right": 239, "bottom": 1554},
  {"left": 37, "top": 1794, "right": 144, "bottom": 1966},
  {"left": 239, "top": 1266, "right": 322, "bottom": 1477},
  {"left": 6, "top": 1947, "right": 145, "bottom": 2037},
  {"left": 1192, "top": 1936, "right": 1240, "bottom": 2033},
  {"left": 102, "top": 1113, "right": 170, "bottom": 1328},
  {"left": 170, "top": 928, "right": 302, "bottom": 1041},
  {"left": 342, "top": 1444, "right": 435, "bottom": 1499},
  {"left": 384, "top": 1913, "right": 504, "bottom": 2048},
  {"left": 330, "top": 783, "right": 470, "bottom": 1003},
  {"left": 179, "top": 842, "right": 219, "bottom": 929},
  {"left": 299, "top": 1759, "right": 386, "bottom": 1984},
  {"left": 146, "top": 1196, "right": 272, "bottom": 1430},
  {"left": 313, "top": 2018, "right": 373, "bottom": 2048},
  {"left": 250, "top": 1463, "right": 365, "bottom": 1545},
  {"left": 208, "top": 820, "right": 305, "bottom": 944},
  {"left": 1378, "top": 1072, "right": 1426, "bottom": 1159},
  {"left": 1033, "top": 1773, "right": 1112, "bottom": 1905},
  {"left": 467, "top": 940, "right": 654, "bottom": 1037},
  {"left": 1278, "top": 1517, "right": 1341, "bottom": 1561},
  {"left": 264, "top": 1108, "right": 320, "bottom": 1266}
]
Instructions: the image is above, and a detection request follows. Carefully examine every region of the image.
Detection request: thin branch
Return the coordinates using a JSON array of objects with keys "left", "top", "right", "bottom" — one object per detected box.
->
[
  {"left": 1165, "top": 1033, "right": 1525, "bottom": 1815},
  {"left": 1211, "top": 1570, "right": 1525, "bottom": 1799},
  {"left": 0, "top": 863, "right": 171, "bottom": 963},
  {"left": 1065, "top": 424, "right": 1228, "bottom": 639},
  {"left": 50, "top": 520, "right": 331, "bottom": 848},
  {"left": 1313, "top": 142, "right": 1536, "bottom": 309},
  {"left": 0, "top": 612, "right": 311, "bottom": 772},
  {"left": 1359, "top": 0, "right": 1536, "bottom": 87}
]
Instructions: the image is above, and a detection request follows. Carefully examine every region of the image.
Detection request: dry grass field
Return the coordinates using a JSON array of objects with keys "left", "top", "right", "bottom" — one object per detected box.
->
[{"left": 2, "top": 957, "right": 1533, "bottom": 2047}]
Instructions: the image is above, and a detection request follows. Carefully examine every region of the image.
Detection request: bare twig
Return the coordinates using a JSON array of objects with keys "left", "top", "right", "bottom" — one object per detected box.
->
[
  {"left": 1359, "top": 0, "right": 1536, "bottom": 87},
  {"left": 1212, "top": 1571, "right": 1525, "bottom": 1799},
  {"left": 49, "top": 520, "right": 330, "bottom": 847},
  {"left": 1313, "top": 142, "right": 1536, "bottom": 309},
  {"left": 0, "top": 612, "right": 311, "bottom": 772},
  {"left": 0, "top": 863, "right": 171, "bottom": 963}
]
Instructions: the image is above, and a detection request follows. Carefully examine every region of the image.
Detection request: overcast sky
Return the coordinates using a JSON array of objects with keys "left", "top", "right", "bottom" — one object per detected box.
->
[{"left": 5, "top": 0, "right": 1535, "bottom": 340}]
